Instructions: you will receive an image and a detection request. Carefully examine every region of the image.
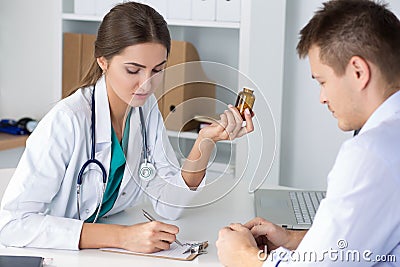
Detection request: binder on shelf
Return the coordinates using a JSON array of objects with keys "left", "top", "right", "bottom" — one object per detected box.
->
[
  {"left": 143, "top": 0, "right": 168, "bottom": 19},
  {"left": 74, "top": 0, "right": 96, "bottom": 15},
  {"left": 192, "top": 0, "right": 216, "bottom": 21},
  {"left": 95, "top": 0, "right": 122, "bottom": 17},
  {"left": 216, "top": 0, "right": 241, "bottom": 22},
  {"left": 167, "top": 0, "right": 192, "bottom": 20}
]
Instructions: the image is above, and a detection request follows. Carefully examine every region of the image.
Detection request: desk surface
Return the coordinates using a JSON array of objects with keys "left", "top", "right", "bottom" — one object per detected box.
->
[
  {"left": 0, "top": 133, "right": 28, "bottom": 151},
  {"left": 0, "top": 168, "right": 286, "bottom": 267}
]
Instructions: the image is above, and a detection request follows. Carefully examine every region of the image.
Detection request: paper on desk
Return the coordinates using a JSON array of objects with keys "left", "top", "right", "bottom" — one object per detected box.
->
[{"left": 101, "top": 241, "right": 208, "bottom": 261}]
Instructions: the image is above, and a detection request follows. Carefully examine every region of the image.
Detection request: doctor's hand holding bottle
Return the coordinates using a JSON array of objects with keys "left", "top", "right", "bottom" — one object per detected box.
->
[
  {"left": 201, "top": 104, "right": 254, "bottom": 142},
  {"left": 181, "top": 104, "right": 254, "bottom": 189}
]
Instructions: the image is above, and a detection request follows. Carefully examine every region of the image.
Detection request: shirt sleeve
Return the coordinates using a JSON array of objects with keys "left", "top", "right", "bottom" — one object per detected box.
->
[
  {"left": 264, "top": 141, "right": 400, "bottom": 266},
  {"left": 0, "top": 105, "right": 84, "bottom": 250},
  {"left": 299, "top": 143, "right": 400, "bottom": 265}
]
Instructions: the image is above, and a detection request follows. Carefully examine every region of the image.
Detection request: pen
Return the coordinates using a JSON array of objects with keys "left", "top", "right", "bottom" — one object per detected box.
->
[{"left": 142, "top": 209, "right": 183, "bottom": 247}]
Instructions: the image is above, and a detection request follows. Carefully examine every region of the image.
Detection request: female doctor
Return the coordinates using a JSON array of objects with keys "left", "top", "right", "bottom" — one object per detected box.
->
[{"left": 0, "top": 2, "right": 254, "bottom": 253}]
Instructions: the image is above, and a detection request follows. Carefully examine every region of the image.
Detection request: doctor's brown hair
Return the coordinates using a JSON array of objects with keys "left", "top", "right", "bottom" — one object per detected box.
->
[
  {"left": 297, "top": 0, "right": 400, "bottom": 88},
  {"left": 70, "top": 1, "right": 171, "bottom": 95}
]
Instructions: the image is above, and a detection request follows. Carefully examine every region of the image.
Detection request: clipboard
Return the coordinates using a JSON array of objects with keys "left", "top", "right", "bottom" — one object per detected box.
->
[{"left": 101, "top": 241, "right": 208, "bottom": 261}]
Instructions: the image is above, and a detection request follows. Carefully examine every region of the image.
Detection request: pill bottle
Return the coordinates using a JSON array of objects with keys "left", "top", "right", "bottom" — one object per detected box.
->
[{"left": 235, "top": 87, "right": 255, "bottom": 120}]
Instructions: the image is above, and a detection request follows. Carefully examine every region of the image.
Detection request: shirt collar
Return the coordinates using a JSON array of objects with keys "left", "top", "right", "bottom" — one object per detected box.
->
[{"left": 358, "top": 90, "right": 400, "bottom": 135}]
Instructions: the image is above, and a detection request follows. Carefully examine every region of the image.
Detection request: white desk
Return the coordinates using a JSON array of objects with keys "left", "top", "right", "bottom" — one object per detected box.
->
[{"left": 0, "top": 168, "right": 286, "bottom": 266}]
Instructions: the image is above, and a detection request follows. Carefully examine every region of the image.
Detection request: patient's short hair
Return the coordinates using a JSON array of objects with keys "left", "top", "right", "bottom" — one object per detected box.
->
[{"left": 297, "top": 0, "right": 400, "bottom": 86}]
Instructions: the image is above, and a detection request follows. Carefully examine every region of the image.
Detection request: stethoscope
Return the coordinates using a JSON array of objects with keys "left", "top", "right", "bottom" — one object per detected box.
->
[{"left": 76, "top": 84, "right": 156, "bottom": 222}]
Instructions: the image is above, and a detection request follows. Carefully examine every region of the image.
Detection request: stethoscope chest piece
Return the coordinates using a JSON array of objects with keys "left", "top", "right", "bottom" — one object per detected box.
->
[
  {"left": 139, "top": 161, "right": 156, "bottom": 181},
  {"left": 138, "top": 106, "right": 156, "bottom": 181}
]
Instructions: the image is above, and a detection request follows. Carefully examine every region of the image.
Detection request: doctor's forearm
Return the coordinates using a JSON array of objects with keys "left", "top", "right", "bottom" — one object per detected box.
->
[
  {"left": 79, "top": 223, "right": 125, "bottom": 249},
  {"left": 181, "top": 136, "right": 215, "bottom": 188}
]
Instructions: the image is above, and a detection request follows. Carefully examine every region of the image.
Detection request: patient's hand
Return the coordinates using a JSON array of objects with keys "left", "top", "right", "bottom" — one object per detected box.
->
[
  {"left": 244, "top": 217, "right": 307, "bottom": 252},
  {"left": 216, "top": 223, "right": 263, "bottom": 267}
]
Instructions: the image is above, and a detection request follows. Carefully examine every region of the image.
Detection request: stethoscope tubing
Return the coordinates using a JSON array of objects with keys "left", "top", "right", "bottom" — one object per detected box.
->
[{"left": 76, "top": 84, "right": 154, "bottom": 222}]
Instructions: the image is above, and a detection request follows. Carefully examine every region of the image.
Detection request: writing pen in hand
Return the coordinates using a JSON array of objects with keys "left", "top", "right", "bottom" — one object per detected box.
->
[{"left": 142, "top": 209, "right": 183, "bottom": 247}]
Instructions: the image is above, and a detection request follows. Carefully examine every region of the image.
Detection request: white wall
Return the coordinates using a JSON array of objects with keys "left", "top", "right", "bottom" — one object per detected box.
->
[
  {"left": 0, "top": 0, "right": 62, "bottom": 120},
  {"left": 279, "top": 0, "right": 400, "bottom": 190},
  {"left": 247, "top": 0, "right": 287, "bottom": 187},
  {"left": 279, "top": 0, "right": 350, "bottom": 190},
  {"left": 0, "top": 1, "right": 61, "bottom": 168}
]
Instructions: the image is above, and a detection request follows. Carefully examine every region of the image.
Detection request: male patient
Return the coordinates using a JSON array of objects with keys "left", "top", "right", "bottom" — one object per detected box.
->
[{"left": 216, "top": 0, "right": 400, "bottom": 266}]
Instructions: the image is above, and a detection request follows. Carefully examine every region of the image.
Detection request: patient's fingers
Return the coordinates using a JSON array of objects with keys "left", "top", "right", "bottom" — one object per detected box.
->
[{"left": 243, "top": 217, "right": 268, "bottom": 229}]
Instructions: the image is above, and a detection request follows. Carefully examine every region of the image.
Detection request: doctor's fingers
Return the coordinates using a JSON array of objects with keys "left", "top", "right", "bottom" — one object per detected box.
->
[
  {"left": 227, "top": 104, "right": 244, "bottom": 125},
  {"left": 146, "top": 220, "right": 179, "bottom": 235},
  {"left": 150, "top": 230, "right": 177, "bottom": 246},
  {"left": 217, "top": 112, "right": 228, "bottom": 129},
  {"left": 236, "top": 109, "right": 255, "bottom": 138},
  {"left": 213, "top": 112, "right": 237, "bottom": 141},
  {"left": 153, "top": 239, "right": 172, "bottom": 251},
  {"left": 223, "top": 107, "right": 242, "bottom": 136},
  {"left": 212, "top": 113, "right": 230, "bottom": 139}
]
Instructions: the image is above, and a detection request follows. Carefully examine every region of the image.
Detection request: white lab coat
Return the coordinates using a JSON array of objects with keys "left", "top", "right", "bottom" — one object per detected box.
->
[{"left": 0, "top": 76, "right": 202, "bottom": 250}]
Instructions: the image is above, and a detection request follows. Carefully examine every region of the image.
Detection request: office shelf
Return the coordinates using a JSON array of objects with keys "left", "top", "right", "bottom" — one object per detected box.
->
[
  {"left": 169, "top": 130, "right": 236, "bottom": 177},
  {"left": 62, "top": 13, "right": 240, "bottom": 29}
]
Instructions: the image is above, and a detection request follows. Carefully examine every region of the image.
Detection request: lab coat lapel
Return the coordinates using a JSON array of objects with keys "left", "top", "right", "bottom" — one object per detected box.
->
[
  {"left": 93, "top": 76, "right": 111, "bottom": 175},
  {"left": 121, "top": 107, "right": 142, "bottom": 190}
]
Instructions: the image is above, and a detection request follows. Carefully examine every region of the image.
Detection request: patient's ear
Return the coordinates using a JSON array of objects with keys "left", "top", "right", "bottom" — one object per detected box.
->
[{"left": 349, "top": 56, "right": 370, "bottom": 91}]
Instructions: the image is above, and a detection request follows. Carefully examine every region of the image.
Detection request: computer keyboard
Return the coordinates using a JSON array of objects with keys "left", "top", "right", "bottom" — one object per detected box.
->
[{"left": 289, "top": 191, "right": 326, "bottom": 225}]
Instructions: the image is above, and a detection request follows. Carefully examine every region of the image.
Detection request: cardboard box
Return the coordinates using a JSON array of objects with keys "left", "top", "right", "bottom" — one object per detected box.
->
[
  {"left": 81, "top": 34, "right": 96, "bottom": 79},
  {"left": 167, "top": 0, "right": 192, "bottom": 20},
  {"left": 216, "top": 0, "right": 241, "bottom": 22},
  {"left": 192, "top": 0, "right": 216, "bottom": 21},
  {"left": 62, "top": 33, "right": 96, "bottom": 98},
  {"left": 159, "top": 40, "right": 216, "bottom": 131}
]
